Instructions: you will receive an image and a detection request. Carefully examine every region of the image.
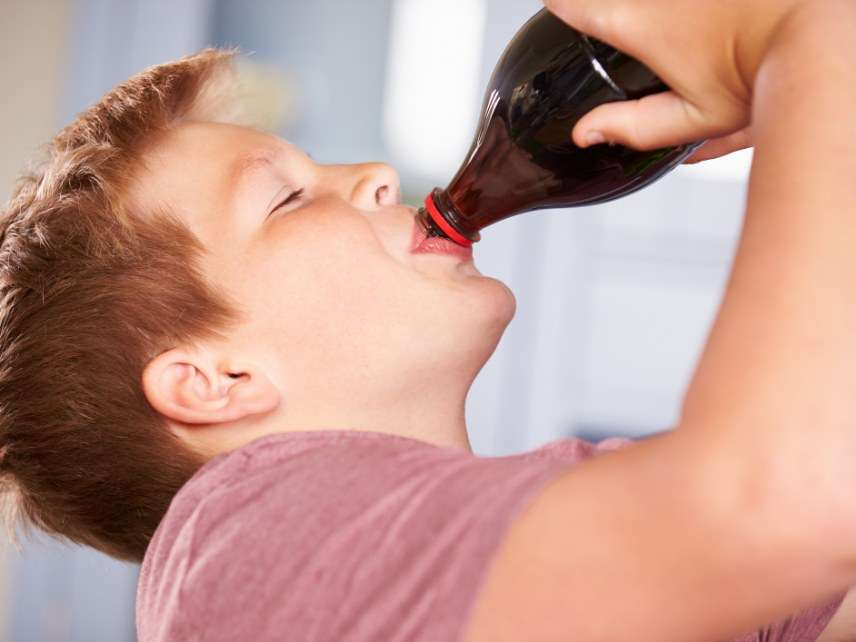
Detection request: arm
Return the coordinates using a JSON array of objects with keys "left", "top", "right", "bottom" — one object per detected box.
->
[
  {"left": 463, "top": 3, "right": 856, "bottom": 641},
  {"left": 676, "top": 0, "right": 856, "bottom": 561},
  {"left": 463, "top": 429, "right": 849, "bottom": 642}
]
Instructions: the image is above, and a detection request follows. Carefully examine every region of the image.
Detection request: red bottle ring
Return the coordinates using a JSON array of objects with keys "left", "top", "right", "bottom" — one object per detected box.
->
[{"left": 423, "top": 193, "right": 473, "bottom": 247}]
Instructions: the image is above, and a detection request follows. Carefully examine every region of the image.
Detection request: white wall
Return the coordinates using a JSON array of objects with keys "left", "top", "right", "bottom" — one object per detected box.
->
[
  {"left": 0, "top": 2, "right": 72, "bottom": 638},
  {"left": 0, "top": 0, "right": 70, "bottom": 203}
]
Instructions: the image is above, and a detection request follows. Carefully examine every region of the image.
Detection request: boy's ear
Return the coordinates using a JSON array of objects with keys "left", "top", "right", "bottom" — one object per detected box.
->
[{"left": 141, "top": 347, "right": 281, "bottom": 425}]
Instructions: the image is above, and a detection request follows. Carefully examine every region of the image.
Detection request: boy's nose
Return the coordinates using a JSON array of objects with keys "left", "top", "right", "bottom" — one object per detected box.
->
[{"left": 344, "top": 163, "right": 402, "bottom": 210}]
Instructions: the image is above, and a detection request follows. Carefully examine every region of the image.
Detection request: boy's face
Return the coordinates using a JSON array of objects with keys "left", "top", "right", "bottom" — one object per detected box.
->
[{"left": 132, "top": 121, "right": 515, "bottom": 445}]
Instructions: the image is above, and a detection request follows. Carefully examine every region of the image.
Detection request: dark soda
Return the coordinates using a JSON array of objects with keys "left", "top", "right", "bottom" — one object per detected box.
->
[{"left": 416, "top": 8, "right": 706, "bottom": 247}]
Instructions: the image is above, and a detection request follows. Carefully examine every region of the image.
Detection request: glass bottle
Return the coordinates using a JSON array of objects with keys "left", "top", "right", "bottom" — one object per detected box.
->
[{"left": 415, "top": 8, "right": 706, "bottom": 247}]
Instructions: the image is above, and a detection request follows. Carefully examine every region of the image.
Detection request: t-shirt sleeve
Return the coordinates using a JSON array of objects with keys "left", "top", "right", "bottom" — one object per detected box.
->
[
  {"left": 726, "top": 592, "right": 848, "bottom": 642},
  {"left": 275, "top": 443, "right": 577, "bottom": 642}
]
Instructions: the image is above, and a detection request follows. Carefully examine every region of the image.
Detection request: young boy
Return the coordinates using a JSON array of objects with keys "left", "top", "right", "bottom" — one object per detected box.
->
[{"left": 3, "top": 1, "right": 856, "bottom": 638}]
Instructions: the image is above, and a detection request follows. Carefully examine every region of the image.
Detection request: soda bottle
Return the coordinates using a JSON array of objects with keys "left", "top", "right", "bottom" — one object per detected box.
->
[{"left": 415, "top": 8, "right": 707, "bottom": 247}]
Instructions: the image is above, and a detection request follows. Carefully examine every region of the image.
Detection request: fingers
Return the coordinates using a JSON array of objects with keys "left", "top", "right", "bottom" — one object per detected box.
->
[
  {"left": 681, "top": 128, "right": 753, "bottom": 164},
  {"left": 572, "top": 91, "right": 710, "bottom": 151},
  {"left": 543, "top": 0, "right": 628, "bottom": 49}
]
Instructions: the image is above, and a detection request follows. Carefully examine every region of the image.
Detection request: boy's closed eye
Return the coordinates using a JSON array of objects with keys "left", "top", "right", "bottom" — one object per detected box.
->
[{"left": 267, "top": 187, "right": 304, "bottom": 219}]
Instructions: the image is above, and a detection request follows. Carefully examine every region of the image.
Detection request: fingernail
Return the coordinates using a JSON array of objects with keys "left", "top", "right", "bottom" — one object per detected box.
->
[{"left": 585, "top": 131, "right": 606, "bottom": 146}]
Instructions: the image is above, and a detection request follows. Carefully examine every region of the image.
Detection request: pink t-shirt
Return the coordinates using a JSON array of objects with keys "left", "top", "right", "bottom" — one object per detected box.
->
[{"left": 136, "top": 430, "right": 846, "bottom": 642}]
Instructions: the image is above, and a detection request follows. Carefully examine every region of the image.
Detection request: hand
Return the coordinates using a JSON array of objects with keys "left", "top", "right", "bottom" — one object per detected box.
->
[{"left": 543, "top": 0, "right": 807, "bottom": 151}]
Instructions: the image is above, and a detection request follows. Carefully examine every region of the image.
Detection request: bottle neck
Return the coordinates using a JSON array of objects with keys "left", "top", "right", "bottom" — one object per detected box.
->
[{"left": 418, "top": 189, "right": 480, "bottom": 247}]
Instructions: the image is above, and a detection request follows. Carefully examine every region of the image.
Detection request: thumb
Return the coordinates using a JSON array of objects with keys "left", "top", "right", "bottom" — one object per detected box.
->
[{"left": 572, "top": 90, "right": 708, "bottom": 150}]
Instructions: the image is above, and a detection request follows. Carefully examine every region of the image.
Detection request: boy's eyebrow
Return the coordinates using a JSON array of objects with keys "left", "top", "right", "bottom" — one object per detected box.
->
[{"left": 227, "top": 148, "right": 283, "bottom": 199}]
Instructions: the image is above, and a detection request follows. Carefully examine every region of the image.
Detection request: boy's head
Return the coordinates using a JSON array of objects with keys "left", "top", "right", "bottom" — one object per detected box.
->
[{"left": 0, "top": 49, "right": 515, "bottom": 562}]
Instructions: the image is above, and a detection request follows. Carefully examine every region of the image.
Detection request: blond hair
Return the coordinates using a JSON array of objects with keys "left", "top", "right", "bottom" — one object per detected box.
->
[{"left": 0, "top": 48, "right": 250, "bottom": 562}]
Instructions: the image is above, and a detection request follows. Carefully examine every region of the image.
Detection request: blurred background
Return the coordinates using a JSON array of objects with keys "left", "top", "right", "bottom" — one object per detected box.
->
[{"left": 0, "top": 0, "right": 752, "bottom": 639}]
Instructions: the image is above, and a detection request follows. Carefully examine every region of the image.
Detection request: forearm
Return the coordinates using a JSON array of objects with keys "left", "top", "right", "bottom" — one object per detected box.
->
[{"left": 679, "top": 0, "right": 856, "bottom": 572}]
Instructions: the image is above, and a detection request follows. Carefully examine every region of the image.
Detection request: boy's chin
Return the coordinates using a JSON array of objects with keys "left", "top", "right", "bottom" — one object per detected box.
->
[{"left": 471, "top": 276, "right": 517, "bottom": 326}]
